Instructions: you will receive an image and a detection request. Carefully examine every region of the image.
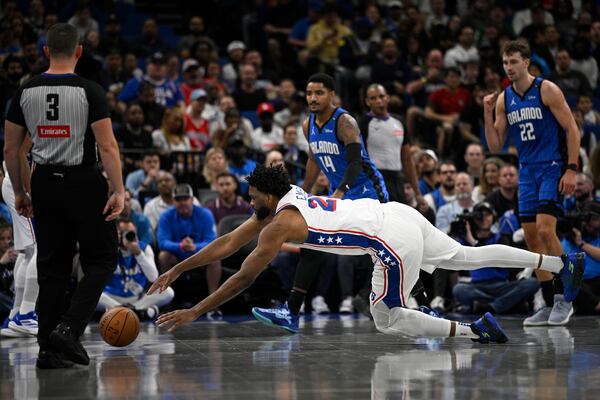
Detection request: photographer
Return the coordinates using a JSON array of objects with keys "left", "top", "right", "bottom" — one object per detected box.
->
[
  {"left": 562, "top": 200, "right": 600, "bottom": 314},
  {"left": 453, "top": 202, "right": 539, "bottom": 314},
  {"left": 98, "top": 218, "right": 174, "bottom": 320}
]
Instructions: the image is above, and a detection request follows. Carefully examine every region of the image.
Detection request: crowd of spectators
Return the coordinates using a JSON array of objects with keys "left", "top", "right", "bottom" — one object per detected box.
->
[{"left": 2, "top": 0, "right": 600, "bottom": 317}]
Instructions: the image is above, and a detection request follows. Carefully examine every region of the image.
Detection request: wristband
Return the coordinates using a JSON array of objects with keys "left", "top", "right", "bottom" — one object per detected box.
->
[{"left": 566, "top": 163, "right": 577, "bottom": 172}]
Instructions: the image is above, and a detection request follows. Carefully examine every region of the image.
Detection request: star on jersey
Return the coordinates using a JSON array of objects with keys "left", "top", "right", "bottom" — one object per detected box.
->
[
  {"left": 318, "top": 236, "right": 325, "bottom": 244},
  {"left": 327, "top": 237, "right": 334, "bottom": 244},
  {"left": 378, "top": 250, "right": 385, "bottom": 257},
  {"left": 384, "top": 256, "right": 392, "bottom": 264},
  {"left": 335, "top": 237, "right": 342, "bottom": 244}
]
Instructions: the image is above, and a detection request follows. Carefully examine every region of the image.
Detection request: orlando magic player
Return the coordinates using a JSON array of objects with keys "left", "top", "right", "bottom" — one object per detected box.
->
[
  {"left": 484, "top": 41, "right": 580, "bottom": 326},
  {"left": 150, "top": 165, "right": 584, "bottom": 342},
  {"left": 255, "top": 73, "right": 390, "bottom": 321}
]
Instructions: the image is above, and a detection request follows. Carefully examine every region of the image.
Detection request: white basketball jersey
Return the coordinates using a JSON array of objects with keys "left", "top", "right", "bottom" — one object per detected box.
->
[{"left": 275, "top": 185, "right": 384, "bottom": 256}]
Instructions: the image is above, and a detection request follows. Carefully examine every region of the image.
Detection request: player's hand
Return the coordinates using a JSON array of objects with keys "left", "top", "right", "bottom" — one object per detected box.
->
[
  {"left": 559, "top": 170, "right": 576, "bottom": 196},
  {"left": 15, "top": 192, "right": 33, "bottom": 218},
  {"left": 331, "top": 189, "right": 345, "bottom": 199},
  {"left": 103, "top": 190, "right": 124, "bottom": 221},
  {"left": 483, "top": 91, "right": 500, "bottom": 114},
  {"left": 155, "top": 308, "right": 197, "bottom": 332},
  {"left": 148, "top": 268, "right": 181, "bottom": 295}
]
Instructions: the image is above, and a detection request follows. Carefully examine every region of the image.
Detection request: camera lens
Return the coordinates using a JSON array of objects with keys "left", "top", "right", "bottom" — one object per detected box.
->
[{"left": 124, "top": 231, "right": 136, "bottom": 242}]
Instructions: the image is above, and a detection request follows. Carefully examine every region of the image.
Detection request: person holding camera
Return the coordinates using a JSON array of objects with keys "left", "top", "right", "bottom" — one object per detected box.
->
[
  {"left": 98, "top": 218, "right": 174, "bottom": 320},
  {"left": 562, "top": 200, "right": 600, "bottom": 314},
  {"left": 453, "top": 202, "right": 539, "bottom": 314},
  {"left": 429, "top": 172, "right": 475, "bottom": 311}
]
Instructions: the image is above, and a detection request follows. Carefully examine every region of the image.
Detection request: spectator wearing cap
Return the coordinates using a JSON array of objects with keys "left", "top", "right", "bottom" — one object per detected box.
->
[
  {"left": 133, "top": 18, "right": 171, "bottom": 59},
  {"left": 177, "top": 16, "right": 217, "bottom": 57},
  {"left": 452, "top": 201, "right": 540, "bottom": 315},
  {"left": 251, "top": 102, "right": 284, "bottom": 152},
  {"left": 180, "top": 59, "right": 204, "bottom": 104},
  {"left": 184, "top": 89, "right": 219, "bottom": 151},
  {"left": 424, "top": 67, "right": 471, "bottom": 155},
  {"left": 98, "top": 14, "right": 130, "bottom": 56},
  {"left": 118, "top": 52, "right": 184, "bottom": 108},
  {"left": 416, "top": 149, "right": 439, "bottom": 196},
  {"left": 157, "top": 184, "right": 218, "bottom": 275},
  {"left": 443, "top": 25, "right": 479, "bottom": 69},
  {"left": 222, "top": 40, "right": 246, "bottom": 90},
  {"left": 204, "top": 172, "right": 252, "bottom": 224},
  {"left": 233, "top": 64, "right": 268, "bottom": 113}
]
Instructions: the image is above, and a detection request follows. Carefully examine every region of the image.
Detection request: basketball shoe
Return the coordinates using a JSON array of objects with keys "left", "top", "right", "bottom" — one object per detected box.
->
[{"left": 252, "top": 302, "right": 299, "bottom": 333}]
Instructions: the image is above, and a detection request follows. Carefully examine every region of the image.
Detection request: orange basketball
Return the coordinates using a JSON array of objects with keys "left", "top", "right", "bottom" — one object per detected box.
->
[{"left": 99, "top": 307, "right": 140, "bottom": 347}]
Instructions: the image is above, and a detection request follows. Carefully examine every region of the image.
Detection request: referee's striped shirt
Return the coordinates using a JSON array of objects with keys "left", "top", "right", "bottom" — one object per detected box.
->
[{"left": 6, "top": 73, "right": 110, "bottom": 166}]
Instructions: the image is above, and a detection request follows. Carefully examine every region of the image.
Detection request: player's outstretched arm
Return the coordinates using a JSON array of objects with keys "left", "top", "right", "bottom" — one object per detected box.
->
[
  {"left": 483, "top": 91, "right": 508, "bottom": 154},
  {"left": 147, "top": 214, "right": 267, "bottom": 296},
  {"left": 155, "top": 215, "right": 290, "bottom": 331}
]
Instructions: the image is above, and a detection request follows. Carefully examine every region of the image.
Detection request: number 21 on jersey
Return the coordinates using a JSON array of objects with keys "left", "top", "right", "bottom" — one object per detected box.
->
[
  {"left": 319, "top": 155, "right": 336, "bottom": 173},
  {"left": 519, "top": 122, "right": 535, "bottom": 141}
]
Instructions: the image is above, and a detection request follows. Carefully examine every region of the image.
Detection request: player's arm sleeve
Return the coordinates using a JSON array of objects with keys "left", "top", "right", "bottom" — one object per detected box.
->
[
  {"left": 336, "top": 114, "right": 363, "bottom": 193},
  {"left": 85, "top": 82, "right": 110, "bottom": 123},
  {"left": 5, "top": 87, "right": 26, "bottom": 127}
]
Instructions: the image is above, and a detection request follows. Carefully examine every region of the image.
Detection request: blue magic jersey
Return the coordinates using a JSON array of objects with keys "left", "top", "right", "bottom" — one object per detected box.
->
[
  {"left": 308, "top": 107, "right": 388, "bottom": 201},
  {"left": 505, "top": 77, "right": 566, "bottom": 163},
  {"left": 105, "top": 242, "right": 150, "bottom": 298}
]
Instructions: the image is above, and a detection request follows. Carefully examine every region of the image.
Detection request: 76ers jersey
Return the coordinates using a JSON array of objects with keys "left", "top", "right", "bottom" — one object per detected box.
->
[
  {"left": 504, "top": 77, "right": 566, "bottom": 163},
  {"left": 308, "top": 107, "right": 388, "bottom": 201},
  {"left": 276, "top": 185, "right": 384, "bottom": 256}
]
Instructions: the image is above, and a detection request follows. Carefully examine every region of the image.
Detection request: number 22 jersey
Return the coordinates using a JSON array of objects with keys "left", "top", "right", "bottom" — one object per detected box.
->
[
  {"left": 504, "top": 76, "right": 566, "bottom": 163},
  {"left": 308, "top": 107, "right": 388, "bottom": 201}
]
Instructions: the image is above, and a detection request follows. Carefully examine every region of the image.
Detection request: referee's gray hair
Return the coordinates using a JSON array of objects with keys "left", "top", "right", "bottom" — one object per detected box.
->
[{"left": 46, "top": 23, "right": 80, "bottom": 58}]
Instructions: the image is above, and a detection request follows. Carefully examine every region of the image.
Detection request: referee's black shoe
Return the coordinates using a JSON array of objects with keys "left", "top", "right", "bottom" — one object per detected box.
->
[
  {"left": 49, "top": 322, "right": 90, "bottom": 365},
  {"left": 36, "top": 349, "right": 74, "bottom": 369}
]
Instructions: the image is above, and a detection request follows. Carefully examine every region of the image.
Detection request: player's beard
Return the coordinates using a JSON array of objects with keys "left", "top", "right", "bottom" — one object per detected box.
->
[{"left": 255, "top": 206, "right": 272, "bottom": 220}]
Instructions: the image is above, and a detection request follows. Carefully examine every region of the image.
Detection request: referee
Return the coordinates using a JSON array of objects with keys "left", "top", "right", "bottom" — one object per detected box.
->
[{"left": 3, "top": 23, "right": 124, "bottom": 369}]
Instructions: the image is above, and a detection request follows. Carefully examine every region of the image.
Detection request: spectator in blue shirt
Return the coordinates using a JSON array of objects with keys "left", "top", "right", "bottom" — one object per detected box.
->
[
  {"left": 453, "top": 202, "right": 539, "bottom": 314},
  {"left": 125, "top": 151, "right": 163, "bottom": 202},
  {"left": 157, "top": 184, "right": 221, "bottom": 296},
  {"left": 118, "top": 52, "right": 183, "bottom": 108}
]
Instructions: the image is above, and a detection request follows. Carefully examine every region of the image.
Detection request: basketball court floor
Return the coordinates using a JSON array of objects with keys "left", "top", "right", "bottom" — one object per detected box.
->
[{"left": 1, "top": 314, "right": 599, "bottom": 399}]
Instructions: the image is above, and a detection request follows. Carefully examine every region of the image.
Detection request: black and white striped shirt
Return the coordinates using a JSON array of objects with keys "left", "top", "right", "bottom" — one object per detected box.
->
[{"left": 6, "top": 73, "right": 109, "bottom": 166}]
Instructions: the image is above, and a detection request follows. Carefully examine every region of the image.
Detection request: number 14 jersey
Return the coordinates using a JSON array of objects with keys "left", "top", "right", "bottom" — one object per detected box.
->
[
  {"left": 504, "top": 76, "right": 566, "bottom": 163},
  {"left": 308, "top": 107, "right": 388, "bottom": 201}
]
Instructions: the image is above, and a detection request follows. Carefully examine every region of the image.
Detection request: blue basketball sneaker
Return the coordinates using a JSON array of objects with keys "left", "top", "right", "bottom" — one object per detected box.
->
[
  {"left": 1, "top": 317, "right": 30, "bottom": 338},
  {"left": 470, "top": 312, "right": 508, "bottom": 344},
  {"left": 252, "top": 302, "right": 299, "bottom": 334},
  {"left": 560, "top": 252, "right": 586, "bottom": 302},
  {"left": 9, "top": 311, "right": 38, "bottom": 335}
]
